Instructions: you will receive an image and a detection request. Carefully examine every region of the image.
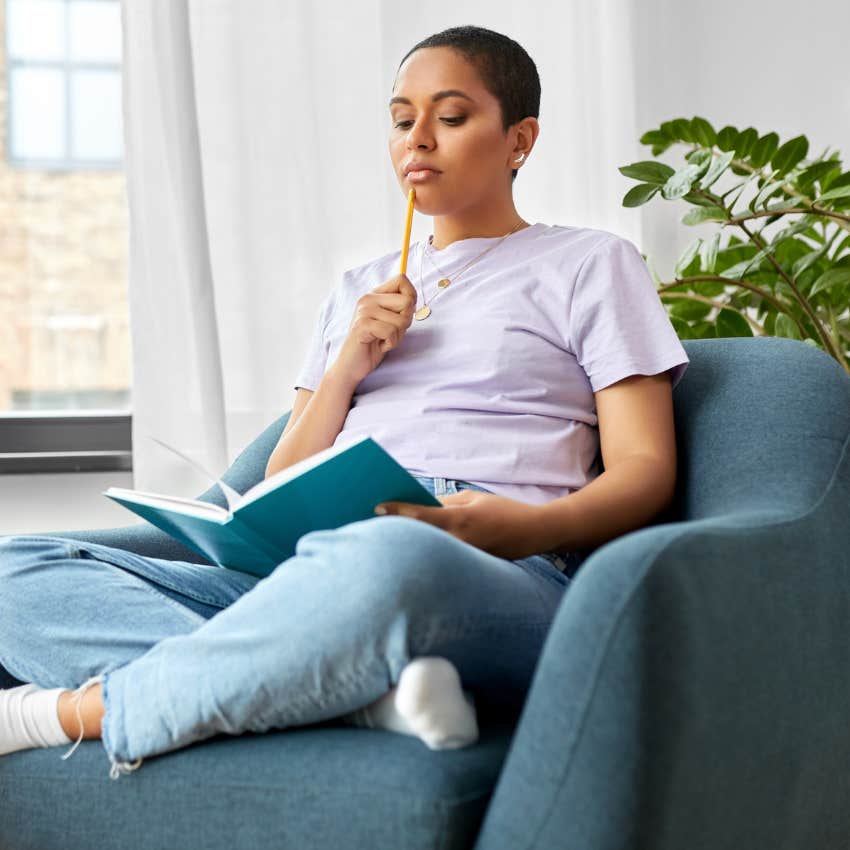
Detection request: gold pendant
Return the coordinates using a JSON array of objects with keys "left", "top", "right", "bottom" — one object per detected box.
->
[
  {"left": 414, "top": 305, "right": 431, "bottom": 321},
  {"left": 437, "top": 278, "right": 451, "bottom": 289}
]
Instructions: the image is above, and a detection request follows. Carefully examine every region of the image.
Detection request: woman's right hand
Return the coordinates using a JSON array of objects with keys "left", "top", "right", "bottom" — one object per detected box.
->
[{"left": 331, "top": 273, "right": 418, "bottom": 386}]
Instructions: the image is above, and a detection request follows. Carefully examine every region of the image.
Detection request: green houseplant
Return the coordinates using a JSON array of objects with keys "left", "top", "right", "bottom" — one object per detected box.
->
[{"left": 619, "top": 116, "right": 850, "bottom": 374}]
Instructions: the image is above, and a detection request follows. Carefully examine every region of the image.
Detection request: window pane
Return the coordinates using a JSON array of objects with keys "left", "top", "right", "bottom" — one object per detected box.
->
[
  {"left": 1, "top": 6, "right": 131, "bottom": 414},
  {"left": 70, "top": 69, "right": 123, "bottom": 160},
  {"left": 7, "top": 0, "right": 66, "bottom": 62},
  {"left": 9, "top": 67, "right": 66, "bottom": 160},
  {"left": 69, "top": 0, "right": 121, "bottom": 63}
]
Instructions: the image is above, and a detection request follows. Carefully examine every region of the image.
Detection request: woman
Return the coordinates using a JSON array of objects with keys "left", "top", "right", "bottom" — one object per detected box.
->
[{"left": 0, "top": 25, "right": 688, "bottom": 779}]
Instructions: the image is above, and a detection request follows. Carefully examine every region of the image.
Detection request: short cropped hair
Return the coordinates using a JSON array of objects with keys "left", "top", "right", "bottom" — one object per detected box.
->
[{"left": 396, "top": 25, "right": 541, "bottom": 182}]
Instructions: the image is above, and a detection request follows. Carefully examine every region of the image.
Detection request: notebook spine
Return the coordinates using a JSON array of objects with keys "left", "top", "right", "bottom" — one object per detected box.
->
[{"left": 227, "top": 514, "right": 289, "bottom": 566}]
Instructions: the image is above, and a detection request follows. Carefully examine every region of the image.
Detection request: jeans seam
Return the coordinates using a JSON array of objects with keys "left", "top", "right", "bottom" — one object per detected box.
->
[
  {"left": 68, "top": 543, "right": 229, "bottom": 616},
  {"left": 128, "top": 579, "right": 209, "bottom": 625},
  {"left": 75, "top": 549, "right": 209, "bottom": 626}
]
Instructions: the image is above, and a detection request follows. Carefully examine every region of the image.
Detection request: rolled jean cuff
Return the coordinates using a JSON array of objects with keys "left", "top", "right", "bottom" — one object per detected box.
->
[{"left": 101, "top": 668, "right": 145, "bottom": 779}]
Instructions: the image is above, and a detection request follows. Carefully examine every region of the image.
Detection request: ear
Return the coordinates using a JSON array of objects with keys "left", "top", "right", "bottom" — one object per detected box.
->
[{"left": 511, "top": 116, "right": 539, "bottom": 162}]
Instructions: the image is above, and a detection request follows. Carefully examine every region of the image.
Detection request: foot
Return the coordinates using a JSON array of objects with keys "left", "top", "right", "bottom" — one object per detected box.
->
[
  {"left": 342, "top": 657, "right": 479, "bottom": 750},
  {"left": 1, "top": 683, "right": 72, "bottom": 756}
]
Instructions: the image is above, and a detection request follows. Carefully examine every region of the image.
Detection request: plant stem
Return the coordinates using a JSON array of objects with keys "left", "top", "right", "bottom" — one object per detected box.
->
[
  {"left": 658, "top": 292, "right": 765, "bottom": 335},
  {"left": 689, "top": 181, "right": 846, "bottom": 368},
  {"left": 725, "top": 207, "right": 850, "bottom": 226},
  {"left": 827, "top": 305, "right": 850, "bottom": 371},
  {"left": 686, "top": 142, "right": 850, "bottom": 237},
  {"left": 737, "top": 220, "right": 842, "bottom": 360},
  {"left": 661, "top": 275, "right": 808, "bottom": 338}
]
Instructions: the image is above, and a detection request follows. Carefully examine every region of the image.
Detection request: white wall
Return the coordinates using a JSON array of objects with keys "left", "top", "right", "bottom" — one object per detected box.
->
[
  {"left": 0, "top": 471, "right": 136, "bottom": 534},
  {"left": 633, "top": 0, "right": 850, "bottom": 274}
]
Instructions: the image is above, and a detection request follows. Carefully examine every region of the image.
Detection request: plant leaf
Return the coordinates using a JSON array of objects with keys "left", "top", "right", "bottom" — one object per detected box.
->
[
  {"left": 791, "top": 248, "right": 827, "bottom": 278},
  {"left": 698, "top": 149, "right": 736, "bottom": 190},
  {"left": 675, "top": 238, "right": 703, "bottom": 277},
  {"left": 618, "top": 161, "right": 675, "bottom": 185},
  {"left": 690, "top": 116, "right": 717, "bottom": 147},
  {"left": 622, "top": 183, "right": 660, "bottom": 207},
  {"left": 832, "top": 234, "right": 850, "bottom": 258},
  {"left": 692, "top": 319, "right": 717, "bottom": 338},
  {"left": 748, "top": 133, "right": 780, "bottom": 168},
  {"left": 662, "top": 163, "right": 704, "bottom": 200},
  {"left": 810, "top": 267, "right": 850, "bottom": 298},
  {"left": 817, "top": 184, "right": 850, "bottom": 203},
  {"left": 735, "top": 127, "right": 759, "bottom": 159},
  {"left": 701, "top": 231, "right": 721, "bottom": 273},
  {"left": 768, "top": 217, "right": 818, "bottom": 247},
  {"left": 823, "top": 170, "right": 850, "bottom": 192},
  {"left": 764, "top": 198, "right": 808, "bottom": 213},
  {"left": 716, "top": 308, "right": 754, "bottom": 337},
  {"left": 694, "top": 278, "right": 726, "bottom": 297},
  {"left": 772, "top": 135, "right": 809, "bottom": 176},
  {"left": 646, "top": 255, "right": 662, "bottom": 286},
  {"left": 774, "top": 313, "right": 801, "bottom": 339},
  {"left": 797, "top": 160, "right": 842, "bottom": 191},
  {"left": 669, "top": 297, "right": 712, "bottom": 321},
  {"left": 669, "top": 316, "right": 693, "bottom": 339},
  {"left": 659, "top": 120, "right": 678, "bottom": 140},
  {"left": 671, "top": 118, "right": 696, "bottom": 143},
  {"left": 682, "top": 205, "right": 727, "bottom": 225},
  {"left": 752, "top": 177, "right": 787, "bottom": 210},
  {"left": 716, "top": 126, "right": 739, "bottom": 151},
  {"left": 722, "top": 247, "right": 770, "bottom": 279},
  {"left": 639, "top": 129, "right": 668, "bottom": 146}
]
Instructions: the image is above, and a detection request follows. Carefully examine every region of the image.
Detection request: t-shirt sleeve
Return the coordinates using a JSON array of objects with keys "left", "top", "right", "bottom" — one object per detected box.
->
[
  {"left": 293, "top": 288, "right": 337, "bottom": 392},
  {"left": 567, "top": 235, "right": 690, "bottom": 392}
]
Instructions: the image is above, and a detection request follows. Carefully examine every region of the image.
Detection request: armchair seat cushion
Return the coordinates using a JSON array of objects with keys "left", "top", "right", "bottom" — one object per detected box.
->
[{"left": 1, "top": 720, "right": 516, "bottom": 850}]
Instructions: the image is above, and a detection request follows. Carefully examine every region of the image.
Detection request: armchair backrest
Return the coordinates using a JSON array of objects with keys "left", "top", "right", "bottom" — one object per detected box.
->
[
  {"left": 667, "top": 337, "right": 849, "bottom": 523},
  {"left": 196, "top": 411, "right": 292, "bottom": 507},
  {"left": 202, "top": 337, "right": 850, "bottom": 529}
]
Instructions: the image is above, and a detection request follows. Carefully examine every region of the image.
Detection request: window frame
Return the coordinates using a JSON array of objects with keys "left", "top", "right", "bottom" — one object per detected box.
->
[
  {"left": 5, "top": 0, "right": 123, "bottom": 171},
  {"left": 0, "top": 411, "right": 132, "bottom": 473},
  {"left": 1, "top": 0, "right": 130, "bottom": 473}
]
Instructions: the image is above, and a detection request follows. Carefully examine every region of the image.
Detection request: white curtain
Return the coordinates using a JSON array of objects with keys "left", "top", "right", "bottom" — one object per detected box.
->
[{"left": 120, "top": 0, "right": 644, "bottom": 496}]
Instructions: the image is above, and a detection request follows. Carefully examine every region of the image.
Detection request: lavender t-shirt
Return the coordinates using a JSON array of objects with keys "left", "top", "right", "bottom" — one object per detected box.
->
[{"left": 294, "top": 222, "right": 689, "bottom": 505}]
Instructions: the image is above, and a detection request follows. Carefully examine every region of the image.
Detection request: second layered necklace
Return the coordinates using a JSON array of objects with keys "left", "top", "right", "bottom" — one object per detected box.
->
[{"left": 413, "top": 222, "right": 525, "bottom": 321}]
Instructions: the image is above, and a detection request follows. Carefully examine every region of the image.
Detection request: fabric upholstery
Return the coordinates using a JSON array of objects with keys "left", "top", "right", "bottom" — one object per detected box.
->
[{"left": 1, "top": 336, "right": 847, "bottom": 850}]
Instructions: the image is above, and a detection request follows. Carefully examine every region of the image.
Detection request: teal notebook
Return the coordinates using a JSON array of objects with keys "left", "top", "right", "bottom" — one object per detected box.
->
[{"left": 103, "top": 435, "right": 442, "bottom": 578}]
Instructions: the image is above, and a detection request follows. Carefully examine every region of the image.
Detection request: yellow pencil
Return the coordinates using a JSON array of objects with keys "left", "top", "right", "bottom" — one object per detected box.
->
[{"left": 399, "top": 188, "right": 415, "bottom": 275}]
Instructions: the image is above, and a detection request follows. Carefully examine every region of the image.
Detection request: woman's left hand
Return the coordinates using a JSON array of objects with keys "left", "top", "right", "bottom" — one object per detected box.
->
[{"left": 374, "top": 490, "right": 545, "bottom": 561}]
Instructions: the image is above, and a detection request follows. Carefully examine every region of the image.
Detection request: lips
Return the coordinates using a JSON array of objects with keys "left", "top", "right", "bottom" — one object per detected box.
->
[
  {"left": 406, "top": 169, "right": 441, "bottom": 183},
  {"left": 403, "top": 162, "right": 441, "bottom": 176}
]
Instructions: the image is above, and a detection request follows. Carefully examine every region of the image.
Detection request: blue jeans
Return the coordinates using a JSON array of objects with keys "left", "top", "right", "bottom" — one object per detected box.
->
[{"left": 0, "top": 476, "right": 585, "bottom": 778}]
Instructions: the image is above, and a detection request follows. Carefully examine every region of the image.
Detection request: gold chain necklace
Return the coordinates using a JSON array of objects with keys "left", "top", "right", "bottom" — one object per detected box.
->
[{"left": 413, "top": 222, "right": 526, "bottom": 321}]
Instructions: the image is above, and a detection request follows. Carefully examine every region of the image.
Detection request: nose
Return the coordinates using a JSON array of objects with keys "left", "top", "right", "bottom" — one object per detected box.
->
[{"left": 405, "top": 118, "right": 434, "bottom": 152}]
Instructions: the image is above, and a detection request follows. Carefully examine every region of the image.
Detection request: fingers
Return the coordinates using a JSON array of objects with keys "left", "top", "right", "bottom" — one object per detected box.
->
[
  {"left": 358, "top": 317, "right": 403, "bottom": 352},
  {"left": 374, "top": 273, "right": 418, "bottom": 299},
  {"left": 356, "top": 274, "right": 418, "bottom": 354}
]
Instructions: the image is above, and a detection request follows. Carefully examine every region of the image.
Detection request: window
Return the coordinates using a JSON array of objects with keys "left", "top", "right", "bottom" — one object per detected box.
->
[
  {"left": 1, "top": 0, "right": 131, "bottom": 473},
  {"left": 6, "top": 0, "right": 123, "bottom": 168}
]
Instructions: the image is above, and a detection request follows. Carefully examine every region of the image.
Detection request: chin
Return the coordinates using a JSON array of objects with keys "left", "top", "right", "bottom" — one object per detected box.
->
[{"left": 400, "top": 186, "right": 456, "bottom": 216}]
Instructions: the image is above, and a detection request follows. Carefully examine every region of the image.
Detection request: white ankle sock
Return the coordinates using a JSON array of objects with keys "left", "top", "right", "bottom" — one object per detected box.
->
[
  {"left": 0, "top": 683, "right": 72, "bottom": 756},
  {"left": 343, "top": 657, "right": 479, "bottom": 750}
]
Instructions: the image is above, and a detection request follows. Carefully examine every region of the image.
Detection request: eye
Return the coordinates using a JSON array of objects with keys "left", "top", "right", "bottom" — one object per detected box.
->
[{"left": 393, "top": 117, "right": 466, "bottom": 128}]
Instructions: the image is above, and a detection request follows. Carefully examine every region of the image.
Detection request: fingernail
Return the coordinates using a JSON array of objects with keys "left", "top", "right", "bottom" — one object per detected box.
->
[{"left": 374, "top": 505, "right": 387, "bottom": 515}]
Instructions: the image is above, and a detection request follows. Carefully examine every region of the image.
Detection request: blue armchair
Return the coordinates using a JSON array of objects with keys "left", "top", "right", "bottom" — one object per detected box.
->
[{"left": 1, "top": 336, "right": 848, "bottom": 850}]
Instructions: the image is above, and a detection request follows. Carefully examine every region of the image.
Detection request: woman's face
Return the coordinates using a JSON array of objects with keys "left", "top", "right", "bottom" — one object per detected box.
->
[{"left": 388, "top": 47, "right": 521, "bottom": 215}]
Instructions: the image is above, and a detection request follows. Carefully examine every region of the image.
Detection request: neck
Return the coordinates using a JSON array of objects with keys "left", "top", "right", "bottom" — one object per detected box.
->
[{"left": 429, "top": 201, "right": 529, "bottom": 250}]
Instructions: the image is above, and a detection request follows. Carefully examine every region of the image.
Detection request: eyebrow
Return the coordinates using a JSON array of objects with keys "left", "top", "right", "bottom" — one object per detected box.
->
[{"left": 388, "top": 89, "right": 475, "bottom": 108}]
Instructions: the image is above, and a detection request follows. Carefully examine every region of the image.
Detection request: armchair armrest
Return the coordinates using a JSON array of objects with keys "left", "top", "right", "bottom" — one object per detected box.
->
[{"left": 474, "top": 463, "right": 850, "bottom": 850}]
